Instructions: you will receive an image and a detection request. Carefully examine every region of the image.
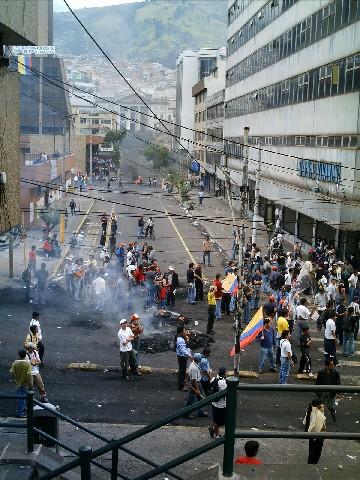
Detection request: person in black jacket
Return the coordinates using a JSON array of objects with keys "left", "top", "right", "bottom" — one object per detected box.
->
[
  {"left": 167, "top": 266, "right": 179, "bottom": 307},
  {"left": 315, "top": 359, "right": 341, "bottom": 421}
]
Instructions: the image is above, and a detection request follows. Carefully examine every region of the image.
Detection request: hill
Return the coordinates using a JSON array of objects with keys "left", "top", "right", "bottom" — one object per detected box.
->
[{"left": 53, "top": 0, "right": 227, "bottom": 67}]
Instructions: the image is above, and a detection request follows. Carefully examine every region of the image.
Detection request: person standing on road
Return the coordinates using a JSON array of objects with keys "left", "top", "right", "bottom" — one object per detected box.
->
[
  {"left": 202, "top": 236, "right": 212, "bottom": 267},
  {"left": 25, "top": 342, "right": 48, "bottom": 402},
  {"left": 35, "top": 263, "right": 48, "bottom": 305},
  {"left": 198, "top": 190, "right": 204, "bottom": 206},
  {"left": 83, "top": 264, "right": 96, "bottom": 306},
  {"left": 69, "top": 199, "right": 76, "bottom": 216},
  {"left": 28, "top": 245, "right": 37, "bottom": 273},
  {"left": 10, "top": 349, "right": 33, "bottom": 418},
  {"left": 199, "top": 347, "right": 212, "bottom": 396},
  {"left": 208, "top": 366, "right": 227, "bottom": 439},
  {"left": 342, "top": 306, "right": 359, "bottom": 357},
  {"left": 296, "top": 298, "right": 311, "bottom": 340},
  {"left": 101, "top": 213, "right": 108, "bottom": 233},
  {"left": 213, "top": 273, "right": 223, "bottom": 320},
  {"left": 64, "top": 257, "right": 74, "bottom": 297},
  {"left": 186, "top": 263, "right": 196, "bottom": 305},
  {"left": 176, "top": 325, "right": 192, "bottom": 391},
  {"left": 118, "top": 319, "right": 135, "bottom": 380},
  {"left": 129, "top": 314, "right": 144, "bottom": 369},
  {"left": 30, "top": 312, "right": 44, "bottom": 363},
  {"left": 22, "top": 266, "right": 32, "bottom": 303},
  {"left": 72, "top": 258, "right": 84, "bottom": 302},
  {"left": 207, "top": 285, "right": 216, "bottom": 334},
  {"left": 256, "top": 318, "right": 276, "bottom": 374},
  {"left": 279, "top": 330, "right": 294, "bottom": 384},
  {"left": 298, "top": 326, "right": 313, "bottom": 377},
  {"left": 110, "top": 213, "right": 118, "bottom": 235},
  {"left": 303, "top": 399, "right": 326, "bottom": 464},
  {"left": 194, "top": 264, "right": 204, "bottom": 301},
  {"left": 137, "top": 216, "right": 145, "bottom": 239},
  {"left": 324, "top": 310, "right": 337, "bottom": 363},
  {"left": 183, "top": 352, "right": 208, "bottom": 419},
  {"left": 315, "top": 359, "right": 341, "bottom": 421},
  {"left": 167, "top": 266, "right": 179, "bottom": 307},
  {"left": 93, "top": 270, "right": 106, "bottom": 312}
]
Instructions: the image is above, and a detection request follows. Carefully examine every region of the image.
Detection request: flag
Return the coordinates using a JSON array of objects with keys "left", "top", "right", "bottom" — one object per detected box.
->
[
  {"left": 18, "top": 55, "right": 32, "bottom": 75},
  {"left": 229, "top": 307, "right": 264, "bottom": 356},
  {"left": 222, "top": 273, "right": 237, "bottom": 293}
]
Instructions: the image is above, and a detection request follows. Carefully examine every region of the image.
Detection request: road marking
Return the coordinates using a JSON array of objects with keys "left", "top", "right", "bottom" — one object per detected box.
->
[{"left": 163, "top": 205, "right": 197, "bottom": 264}]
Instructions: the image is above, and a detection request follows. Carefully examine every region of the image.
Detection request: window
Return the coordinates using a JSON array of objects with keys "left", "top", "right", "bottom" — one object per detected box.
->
[
  {"left": 321, "top": 1, "right": 336, "bottom": 36},
  {"left": 265, "top": 137, "right": 272, "bottom": 145},
  {"left": 80, "top": 117, "right": 87, "bottom": 124},
  {"left": 322, "top": 1, "right": 335, "bottom": 19},
  {"left": 295, "top": 136, "right": 306, "bottom": 146}
]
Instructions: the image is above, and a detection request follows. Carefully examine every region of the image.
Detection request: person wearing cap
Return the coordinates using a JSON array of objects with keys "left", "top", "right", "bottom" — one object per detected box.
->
[
  {"left": 183, "top": 352, "right": 208, "bottom": 419},
  {"left": 118, "top": 319, "right": 135, "bottom": 380},
  {"left": 129, "top": 314, "right": 144, "bottom": 370},
  {"left": 10, "top": 349, "right": 33, "bottom": 417},
  {"left": 208, "top": 367, "right": 227, "bottom": 438},
  {"left": 167, "top": 266, "right": 179, "bottom": 307},
  {"left": 25, "top": 342, "right": 48, "bottom": 402},
  {"left": 30, "top": 312, "right": 44, "bottom": 363}
]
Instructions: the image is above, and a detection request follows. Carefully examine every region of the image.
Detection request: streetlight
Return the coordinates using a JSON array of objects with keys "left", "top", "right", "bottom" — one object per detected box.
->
[{"left": 52, "top": 110, "right": 56, "bottom": 154}]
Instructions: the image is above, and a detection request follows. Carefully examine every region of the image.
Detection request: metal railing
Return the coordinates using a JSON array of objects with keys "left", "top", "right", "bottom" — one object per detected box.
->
[{"left": 2, "top": 381, "right": 360, "bottom": 479}]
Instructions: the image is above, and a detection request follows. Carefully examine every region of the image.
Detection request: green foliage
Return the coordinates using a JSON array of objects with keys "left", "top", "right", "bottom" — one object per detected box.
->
[
  {"left": 39, "top": 206, "right": 60, "bottom": 230},
  {"left": 112, "top": 144, "right": 121, "bottom": 169},
  {"left": 104, "top": 129, "right": 126, "bottom": 144},
  {"left": 54, "top": 0, "right": 227, "bottom": 67},
  {"left": 167, "top": 170, "right": 190, "bottom": 200},
  {"left": 143, "top": 144, "right": 170, "bottom": 170}
]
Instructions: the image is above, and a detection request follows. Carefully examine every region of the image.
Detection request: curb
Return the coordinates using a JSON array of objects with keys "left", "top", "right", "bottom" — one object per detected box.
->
[
  {"left": 52, "top": 198, "right": 96, "bottom": 278},
  {"left": 66, "top": 363, "right": 258, "bottom": 378}
]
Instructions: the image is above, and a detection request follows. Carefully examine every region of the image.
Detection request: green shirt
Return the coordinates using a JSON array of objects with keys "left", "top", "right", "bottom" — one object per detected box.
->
[{"left": 10, "top": 360, "right": 32, "bottom": 387}]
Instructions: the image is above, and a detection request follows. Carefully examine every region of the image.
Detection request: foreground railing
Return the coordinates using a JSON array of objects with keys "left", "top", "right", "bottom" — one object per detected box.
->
[{"left": 1, "top": 380, "right": 360, "bottom": 479}]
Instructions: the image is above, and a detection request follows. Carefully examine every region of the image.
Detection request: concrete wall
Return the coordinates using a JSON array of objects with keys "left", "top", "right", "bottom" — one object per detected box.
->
[{"left": 0, "top": 0, "right": 38, "bottom": 45}]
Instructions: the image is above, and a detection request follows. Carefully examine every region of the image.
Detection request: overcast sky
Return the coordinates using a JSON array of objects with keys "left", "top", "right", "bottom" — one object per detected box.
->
[{"left": 53, "top": 0, "right": 143, "bottom": 12}]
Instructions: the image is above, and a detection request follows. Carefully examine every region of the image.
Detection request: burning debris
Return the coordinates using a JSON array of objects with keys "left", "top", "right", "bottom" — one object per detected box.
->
[
  {"left": 151, "top": 309, "right": 190, "bottom": 328},
  {"left": 139, "top": 329, "right": 214, "bottom": 354}
]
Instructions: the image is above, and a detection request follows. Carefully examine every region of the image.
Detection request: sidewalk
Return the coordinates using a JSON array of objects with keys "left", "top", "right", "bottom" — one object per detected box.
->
[
  {"left": 182, "top": 188, "right": 272, "bottom": 262},
  {"left": 0, "top": 194, "right": 94, "bottom": 289}
]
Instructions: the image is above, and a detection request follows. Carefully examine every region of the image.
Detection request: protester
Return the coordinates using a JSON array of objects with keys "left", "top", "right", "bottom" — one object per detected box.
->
[
  {"left": 207, "top": 285, "right": 216, "bottom": 335},
  {"left": 279, "top": 330, "right": 294, "bottom": 384},
  {"left": 22, "top": 265, "right": 32, "bottom": 303},
  {"left": 202, "top": 235, "right": 212, "bottom": 267},
  {"left": 298, "top": 326, "right": 313, "bottom": 377},
  {"left": 10, "top": 349, "right": 33, "bottom": 417},
  {"left": 69, "top": 199, "right": 76, "bottom": 215},
  {"left": 213, "top": 273, "right": 223, "bottom": 320},
  {"left": 208, "top": 367, "right": 227, "bottom": 439},
  {"left": 118, "top": 319, "right": 135, "bottom": 380},
  {"left": 129, "top": 314, "right": 143, "bottom": 370},
  {"left": 342, "top": 306, "right": 359, "bottom": 357},
  {"left": 199, "top": 347, "right": 212, "bottom": 396},
  {"left": 235, "top": 441, "right": 262, "bottom": 465},
  {"left": 25, "top": 342, "right": 48, "bottom": 402},
  {"left": 324, "top": 310, "right": 337, "bottom": 363},
  {"left": 183, "top": 352, "right": 207, "bottom": 419},
  {"left": 30, "top": 312, "right": 44, "bottom": 363},
  {"left": 176, "top": 325, "right": 192, "bottom": 391},
  {"left": 35, "top": 262, "right": 48, "bottom": 305},
  {"left": 303, "top": 399, "right": 326, "bottom": 464},
  {"left": 167, "top": 266, "right": 179, "bottom": 307},
  {"left": 256, "top": 318, "right": 276, "bottom": 374},
  {"left": 316, "top": 359, "right": 341, "bottom": 421},
  {"left": 186, "top": 263, "right": 196, "bottom": 305},
  {"left": 28, "top": 245, "right": 37, "bottom": 273},
  {"left": 93, "top": 271, "right": 106, "bottom": 312},
  {"left": 64, "top": 257, "right": 74, "bottom": 296},
  {"left": 194, "top": 264, "right": 204, "bottom": 301}
]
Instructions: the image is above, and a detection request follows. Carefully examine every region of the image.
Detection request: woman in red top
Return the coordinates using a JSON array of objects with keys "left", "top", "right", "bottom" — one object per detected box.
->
[
  {"left": 159, "top": 274, "right": 169, "bottom": 308},
  {"left": 43, "top": 239, "right": 52, "bottom": 258}
]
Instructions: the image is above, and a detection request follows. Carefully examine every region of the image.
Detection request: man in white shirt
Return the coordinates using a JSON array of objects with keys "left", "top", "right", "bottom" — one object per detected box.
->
[
  {"left": 93, "top": 272, "right": 106, "bottom": 312},
  {"left": 208, "top": 366, "right": 227, "bottom": 439},
  {"left": 324, "top": 314, "right": 337, "bottom": 363},
  {"left": 118, "top": 319, "right": 134, "bottom": 380},
  {"left": 326, "top": 279, "right": 337, "bottom": 302},
  {"left": 184, "top": 352, "right": 207, "bottom": 418},
  {"left": 296, "top": 298, "right": 311, "bottom": 339},
  {"left": 30, "top": 312, "right": 44, "bottom": 363},
  {"left": 348, "top": 272, "right": 359, "bottom": 303},
  {"left": 279, "top": 330, "right": 294, "bottom": 384}
]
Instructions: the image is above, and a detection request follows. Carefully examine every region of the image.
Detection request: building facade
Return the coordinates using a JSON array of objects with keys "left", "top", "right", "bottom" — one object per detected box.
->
[
  {"left": 175, "top": 48, "right": 226, "bottom": 154},
  {"left": 0, "top": 0, "right": 40, "bottom": 234},
  {"left": 223, "top": 0, "right": 360, "bottom": 258}
]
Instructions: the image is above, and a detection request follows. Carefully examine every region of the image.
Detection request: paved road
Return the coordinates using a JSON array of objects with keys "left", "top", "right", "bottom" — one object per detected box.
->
[{"left": 1, "top": 181, "right": 359, "bottom": 436}]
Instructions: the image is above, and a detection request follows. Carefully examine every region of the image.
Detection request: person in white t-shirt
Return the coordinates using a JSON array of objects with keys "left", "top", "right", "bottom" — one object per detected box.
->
[
  {"left": 324, "top": 314, "right": 337, "bottom": 363},
  {"left": 296, "top": 298, "right": 311, "bottom": 339},
  {"left": 208, "top": 367, "right": 227, "bottom": 439},
  {"left": 118, "top": 319, "right": 134, "bottom": 380},
  {"left": 30, "top": 311, "right": 44, "bottom": 362},
  {"left": 279, "top": 330, "right": 294, "bottom": 384},
  {"left": 93, "top": 273, "right": 106, "bottom": 312}
]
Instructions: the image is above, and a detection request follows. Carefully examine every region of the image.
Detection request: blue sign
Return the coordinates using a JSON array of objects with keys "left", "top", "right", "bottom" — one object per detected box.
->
[
  {"left": 190, "top": 160, "right": 200, "bottom": 173},
  {"left": 297, "top": 159, "right": 341, "bottom": 184}
]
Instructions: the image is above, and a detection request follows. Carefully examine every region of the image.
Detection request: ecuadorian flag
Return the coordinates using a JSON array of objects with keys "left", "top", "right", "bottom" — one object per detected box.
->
[
  {"left": 18, "top": 55, "right": 32, "bottom": 75},
  {"left": 230, "top": 307, "right": 264, "bottom": 356},
  {"left": 222, "top": 273, "right": 238, "bottom": 296}
]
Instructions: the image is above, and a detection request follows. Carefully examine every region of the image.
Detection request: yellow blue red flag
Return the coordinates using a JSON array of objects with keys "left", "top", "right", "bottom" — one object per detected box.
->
[{"left": 230, "top": 307, "right": 264, "bottom": 356}]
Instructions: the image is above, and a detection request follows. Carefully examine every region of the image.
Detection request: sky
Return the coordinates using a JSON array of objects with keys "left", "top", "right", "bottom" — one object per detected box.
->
[{"left": 53, "top": 0, "right": 143, "bottom": 12}]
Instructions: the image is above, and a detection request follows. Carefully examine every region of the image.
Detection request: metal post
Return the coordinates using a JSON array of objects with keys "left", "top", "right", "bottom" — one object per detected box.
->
[
  {"left": 26, "top": 391, "right": 34, "bottom": 453},
  {"left": 89, "top": 135, "right": 93, "bottom": 183},
  {"left": 53, "top": 111, "right": 56, "bottom": 154},
  {"left": 251, "top": 142, "right": 261, "bottom": 245},
  {"left": 223, "top": 377, "right": 239, "bottom": 477},
  {"left": 9, "top": 234, "right": 14, "bottom": 279},
  {"left": 111, "top": 440, "right": 118, "bottom": 480},
  {"left": 59, "top": 213, "right": 65, "bottom": 244},
  {"left": 79, "top": 445, "right": 92, "bottom": 480},
  {"left": 62, "top": 117, "right": 66, "bottom": 185}
]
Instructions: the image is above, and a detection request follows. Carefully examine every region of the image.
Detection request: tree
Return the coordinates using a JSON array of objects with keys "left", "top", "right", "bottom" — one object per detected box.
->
[
  {"left": 39, "top": 205, "right": 60, "bottom": 235},
  {"left": 143, "top": 144, "right": 170, "bottom": 170},
  {"left": 104, "top": 129, "right": 126, "bottom": 144}
]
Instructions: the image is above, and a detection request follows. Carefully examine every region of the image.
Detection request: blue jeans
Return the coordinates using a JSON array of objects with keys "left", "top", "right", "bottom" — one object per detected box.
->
[
  {"left": 185, "top": 388, "right": 205, "bottom": 416},
  {"left": 203, "top": 251, "right": 211, "bottom": 266},
  {"left": 215, "top": 298, "right": 222, "bottom": 319},
  {"left": 243, "top": 302, "right": 250, "bottom": 324},
  {"left": 229, "top": 296, "right": 236, "bottom": 313},
  {"left": 343, "top": 332, "right": 355, "bottom": 356},
  {"left": 16, "top": 385, "right": 27, "bottom": 416},
  {"left": 95, "top": 294, "right": 105, "bottom": 311},
  {"left": 279, "top": 357, "right": 291, "bottom": 384},
  {"left": 137, "top": 226, "right": 144, "bottom": 238},
  {"left": 348, "top": 287, "right": 355, "bottom": 303},
  {"left": 259, "top": 347, "right": 275, "bottom": 371},
  {"left": 251, "top": 290, "right": 260, "bottom": 310},
  {"left": 187, "top": 284, "right": 196, "bottom": 304}
]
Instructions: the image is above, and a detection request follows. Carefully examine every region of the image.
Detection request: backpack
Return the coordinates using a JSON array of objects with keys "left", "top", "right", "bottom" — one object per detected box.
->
[
  {"left": 342, "top": 316, "right": 353, "bottom": 333},
  {"left": 209, "top": 377, "right": 220, "bottom": 395}
]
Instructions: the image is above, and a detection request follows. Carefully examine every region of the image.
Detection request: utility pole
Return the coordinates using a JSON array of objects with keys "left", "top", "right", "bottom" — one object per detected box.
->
[
  {"left": 251, "top": 141, "right": 261, "bottom": 245},
  {"left": 89, "top": 134, "right": 93, "bottom": 183},
  {"left": 62, "top": 117, "right": 66, "bottom": 186},
  {"left": 233, "top": 126, "right": 250, "bottom": 376},
  {"left": 9, "top": 234, "right": 14, "bottom": 278}
]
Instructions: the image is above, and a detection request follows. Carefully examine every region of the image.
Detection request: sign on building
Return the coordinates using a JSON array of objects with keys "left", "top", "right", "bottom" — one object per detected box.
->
[
  {"left": 11, "top": 46, "right": 56, "bottom": 55},
  {"left": 297, "top": 159, "right": 341, "bottom": 184}
]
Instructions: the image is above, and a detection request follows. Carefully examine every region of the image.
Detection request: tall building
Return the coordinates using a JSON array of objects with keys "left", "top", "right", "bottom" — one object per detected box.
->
[
  {"left": 175, "top": 48, "right": 226, "bottom": 154},
  {"left": 224, "top": 0, "right": 360, "bottom": 258},
  {"left": 0, "top": 0, "right": 40, "bottom": 234}
]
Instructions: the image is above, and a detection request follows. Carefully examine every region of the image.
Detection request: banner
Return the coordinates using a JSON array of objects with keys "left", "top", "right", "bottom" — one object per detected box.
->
[
  {"left": 18, "top": 55, "right": 32, "bottom": 75},
  {"left": 229, "top": 307, "right": 264, "bottom": 356}
]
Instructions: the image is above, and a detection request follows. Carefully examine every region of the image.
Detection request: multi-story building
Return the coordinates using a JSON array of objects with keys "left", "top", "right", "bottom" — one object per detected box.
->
[
  {"left": 224, "top": 0, "right": 360, "bottom": 258},
  {"left": 0, "top": 0, "right": 41, "bottom": 234},
  {"left": 175, "top": 48, "right": 226, "bottom": 154},
  {"left": 72, "top": 109, "right": 118, "bottom": 136}
]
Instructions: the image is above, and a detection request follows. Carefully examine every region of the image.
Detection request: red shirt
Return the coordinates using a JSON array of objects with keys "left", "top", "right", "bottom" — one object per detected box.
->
[
  {"left": 234, "top": 456, "right": 262, "bottom": 465},
  {"left": 213, "top": 279, "right": 223, "bottom": 299}
]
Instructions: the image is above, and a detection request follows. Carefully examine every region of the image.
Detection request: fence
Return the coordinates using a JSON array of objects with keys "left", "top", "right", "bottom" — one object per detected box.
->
[{"left": 1, "top": 381, "right": 360, "bottom": 479}]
